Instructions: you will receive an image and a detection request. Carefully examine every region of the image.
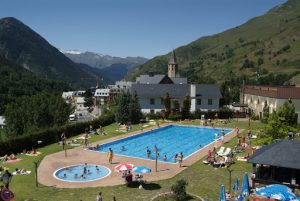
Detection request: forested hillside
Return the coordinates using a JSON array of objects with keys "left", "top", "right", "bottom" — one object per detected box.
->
[
  {"left": 0, "top": 57, "right": 70, "bottom": 115},
  {"left": 128, "top": 0, "right": 300, "bottom": 102}
]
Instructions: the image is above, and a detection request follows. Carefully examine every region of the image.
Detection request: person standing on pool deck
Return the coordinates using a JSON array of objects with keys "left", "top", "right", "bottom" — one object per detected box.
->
[
  {"left": 178, "top": 152, "right": 183, "bottom": 167},
  {"left": 84, "top": 133, "right": 89, "bottom": 147},
  {"left": 96, "top": 192, "right": 103, "bottom": 201},
  {"left": 221, "top": 129, "right": 225, "bottom": 143},
  {"left": 108, "top": 148, "right": 113, "bottom": 164}
]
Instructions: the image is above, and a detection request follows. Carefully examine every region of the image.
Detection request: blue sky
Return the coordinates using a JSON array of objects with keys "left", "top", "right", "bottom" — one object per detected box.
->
[{"left": 0, "top": 0, "right": 287, "bottom": 58}]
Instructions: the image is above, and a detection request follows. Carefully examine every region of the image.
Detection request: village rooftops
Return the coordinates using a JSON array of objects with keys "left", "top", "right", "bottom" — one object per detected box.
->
[
  {"left": 244, "top": 85, "right": 300, "bottom": 99},
  {"left": 136, "top": 74, "right": 187, "bottom": 84},
  {"left": 130, "top": 84, "right": 222, "bottom": 98}
]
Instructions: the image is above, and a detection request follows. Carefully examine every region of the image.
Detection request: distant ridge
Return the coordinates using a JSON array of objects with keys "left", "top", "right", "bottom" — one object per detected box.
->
[
  {"left": 62, "top": 50, "right": 148, "bottom": 82},
  {"left": 0, "top": 17, "right": 103, "bottom": 87}
]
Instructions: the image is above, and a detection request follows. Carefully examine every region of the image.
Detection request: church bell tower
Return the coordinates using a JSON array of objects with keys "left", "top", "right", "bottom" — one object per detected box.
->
[{"left": 168, "top": 50, "right": 178, "bottom": 78}]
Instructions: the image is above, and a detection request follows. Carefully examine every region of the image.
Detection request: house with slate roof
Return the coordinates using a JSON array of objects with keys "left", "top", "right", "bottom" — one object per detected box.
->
[{"left": 130, "top": 51, "right": 222, "bottom": 114}]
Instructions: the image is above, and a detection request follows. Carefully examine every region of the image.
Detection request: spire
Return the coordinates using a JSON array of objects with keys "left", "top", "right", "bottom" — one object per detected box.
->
[{"left": 168, "top": 50, "right": 177, "bottom": 64}]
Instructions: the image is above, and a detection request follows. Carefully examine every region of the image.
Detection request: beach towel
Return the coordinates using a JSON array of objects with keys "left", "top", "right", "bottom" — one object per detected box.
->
[
  {"left": 5, "top": 158, "right": 22, "bottom": 164},
  {"left": 25, "top": 151, "right": 42, "bottom": 156},
  {"left": 236, "top": 157, "right": 248, "bottom": 162},
  {"left": 12, "top": 170, "right": 31, "bottom": 175},
  {"left": 69, "top": 143, "right": 81, "bottom": 147}
]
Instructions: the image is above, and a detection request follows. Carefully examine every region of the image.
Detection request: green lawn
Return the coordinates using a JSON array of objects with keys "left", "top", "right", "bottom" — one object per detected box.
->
[{"left": 0, "top": 120, "right": 264, "bottom": 201}]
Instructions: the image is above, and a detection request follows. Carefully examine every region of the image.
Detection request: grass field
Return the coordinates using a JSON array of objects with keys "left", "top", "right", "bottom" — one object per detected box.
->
[{"left": 0, "top": 119, "right": 264, "bottom": 201}]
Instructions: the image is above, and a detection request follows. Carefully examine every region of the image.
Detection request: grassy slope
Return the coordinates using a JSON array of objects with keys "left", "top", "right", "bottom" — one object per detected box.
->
[
  {"left": 1, "top": 121, "right": 264, "bottom": 201},
  {"left": 128, "top": 0, "right": 300, "bottom": 84}
]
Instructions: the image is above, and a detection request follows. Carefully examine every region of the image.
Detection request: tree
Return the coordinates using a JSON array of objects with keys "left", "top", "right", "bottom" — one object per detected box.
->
[
  {"left": 181, "top": 96, "right": 191, "bottom": 119},
  {"left": 261, "top": 101, "right": 269, "bottom": 123},
  {"left": 4, "top": 93, "right": 70, "bottom": 136},
  {"left": 164, "top": 93, "right": 171, "bottom": 118},
  {"left": 277, "top": 100, "right": 297, "bottom": 126},
  {"left": 264, "top": 101, "right": 297, "bottom": 141},
  {"left": 83, "top": 89, "right": 94, "bottom": 108},
  {"left": 172, "top": 100, "right": 180, "bottom": 115},
  {"left": 115, "top": 91, "right": 131, "bottom": 124},
  {"left": 171, "top": 179, "right": 188, "bottom": 201},
  {"left": 129, "top": 91, "right": 142, "bottom": 124},
  {"left": 257, "top": 58, "right": 264, "bottom": 66}
]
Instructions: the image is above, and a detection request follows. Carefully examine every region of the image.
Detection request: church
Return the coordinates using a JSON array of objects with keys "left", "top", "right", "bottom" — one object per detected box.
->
[{"left": 130, "top": 51, "right": 222, "bottom": 114}]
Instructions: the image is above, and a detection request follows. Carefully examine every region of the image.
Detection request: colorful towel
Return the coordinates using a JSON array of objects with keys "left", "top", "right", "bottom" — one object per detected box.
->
[
  {"left": 25, "top": 151, "right": 42, "bottom": 156},
  {"left": 5, "top": 158, "right": 22, "bottom": 164},
  {"left": 12, "top": 170, "right": 31, "bottom": 175}
]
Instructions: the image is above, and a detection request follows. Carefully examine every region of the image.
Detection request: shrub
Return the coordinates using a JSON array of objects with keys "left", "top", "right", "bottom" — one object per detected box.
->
[
  {"left": 171, "top": 179, "right": 188, "bottom": 201},
  {"left": 168, "top": 114, "right": 182, "bottom": 121},
  {"left": 0, "top": 113, "right": 115, "bottom": 155}
]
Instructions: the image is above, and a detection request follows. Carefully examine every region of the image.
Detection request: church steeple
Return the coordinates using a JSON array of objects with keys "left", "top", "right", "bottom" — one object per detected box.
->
[{"left": 168, "top": 50, "right": 178, "bottom": 78}]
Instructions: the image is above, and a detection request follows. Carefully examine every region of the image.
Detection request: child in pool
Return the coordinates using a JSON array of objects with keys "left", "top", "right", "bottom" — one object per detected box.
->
[{"left": 74, "top": 173, "right": 78, "bottom": 178}]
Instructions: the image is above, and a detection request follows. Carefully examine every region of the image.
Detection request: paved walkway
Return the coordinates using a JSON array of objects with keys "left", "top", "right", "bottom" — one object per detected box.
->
[{"left": 38, "top": 124, "right": 238, "bottom": 188}]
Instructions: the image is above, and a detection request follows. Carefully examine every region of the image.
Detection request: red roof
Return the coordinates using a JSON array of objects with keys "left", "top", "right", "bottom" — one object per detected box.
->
[{"left": 243, "top": 85, "right": 300, "bottom": 99}]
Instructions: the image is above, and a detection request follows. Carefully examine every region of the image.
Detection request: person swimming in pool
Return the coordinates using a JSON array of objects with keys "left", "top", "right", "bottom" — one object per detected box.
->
[
  {"left": 63, "top": 173, "right": 67, "bottom": 178},
  {"left": 121, "top": 146, "right": 126, "bottom": 151},
  {"left": 163, "top": 155, "right": 167, "bottom": 161},
  {"left": 146, "top": 147, "right": 151, "bottom": 158},
  {"left": 74, "top": 173, "right": 78, "bottom": 179},
  {"left": 96, "top": 165, "right": 100, "bottom": 172},
  {"left": 83, "top": 163, "right": 87, "bottom": 174}
]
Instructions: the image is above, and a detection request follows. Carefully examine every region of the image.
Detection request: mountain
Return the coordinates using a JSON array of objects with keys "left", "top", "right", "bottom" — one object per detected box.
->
[
  {"left": 0, "top": 56, "right": 71, "bottom": 114},
  {"left": 128, "top": 0, "right": 300, "bottom": 85},
  {"left": 0, "top": 17, "right": 102, "bottom": 87},
  {"left": 62, "top": 50, "right": 147, "bottom": 82}
]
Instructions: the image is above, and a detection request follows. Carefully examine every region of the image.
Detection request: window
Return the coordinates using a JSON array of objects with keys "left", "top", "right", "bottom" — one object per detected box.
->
[
  {"left": 197, "top": 99, "right": 202, "bottom": 105},
  {"left": 161, "top": 98, "right": 164, "bottom": 105},
  {"left": 150, "top": 98, "right": 155, "bottom": 105},
  {"left": 208, "top": 99, "right": 213, "bottom": 105},
  {"left": 150, "top": 109, "right": 155, "bottom": 114}
]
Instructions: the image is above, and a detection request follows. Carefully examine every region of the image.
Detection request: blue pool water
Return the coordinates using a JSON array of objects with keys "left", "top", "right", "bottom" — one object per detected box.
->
[
  {"left": 54, "top": 164, "right": 111, "bottom": 182},
  {"left": 98, "top": 125, "right": 232, "bottom": 163}
]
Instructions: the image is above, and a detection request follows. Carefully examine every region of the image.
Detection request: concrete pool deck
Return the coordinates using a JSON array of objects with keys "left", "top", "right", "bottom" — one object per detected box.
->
[{"left": 38, "top": 124, "right": 238, "bottom": 188}]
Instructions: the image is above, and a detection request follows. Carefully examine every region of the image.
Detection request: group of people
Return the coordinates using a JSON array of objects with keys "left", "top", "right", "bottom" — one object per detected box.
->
[
  {"left": 0, "top": 154, "right": 17, "bottom": 162},
  {"left": 206, "top": 147, "right": 230, "bottom": 168},
  {"left": 145, "top": 147, "right": 184, "bottom": 167}
]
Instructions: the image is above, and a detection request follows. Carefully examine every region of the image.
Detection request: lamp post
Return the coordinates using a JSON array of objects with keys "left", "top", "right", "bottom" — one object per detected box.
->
[
  {"left": 34, "top": 159, "right": 41, "bottom": 187},
  {"left": 227, "top": 168, "right": 234, "bottom": 194},
  {"left": 154, "top": 145, "right": 158, "bottom": 172}
]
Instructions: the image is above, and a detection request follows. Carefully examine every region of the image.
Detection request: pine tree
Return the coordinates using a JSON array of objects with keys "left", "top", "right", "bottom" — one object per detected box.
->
[
  {"left": 83, "top": 89, "right": 94, "bottom": 108},
  {"left": 181, "top": 95, "right": 191, "bottom": 119},
  {"left": 172, "top": 99, "right": 180, "bottom": 115},
  {"left": 164, "top": 93, "right": 171, "bottom": 118},
  {"left": 129, "top": 91, "right": 142, "bottom": 124},
  {"left": 115, "top": 91, "right": 131, "bottom": 124}
]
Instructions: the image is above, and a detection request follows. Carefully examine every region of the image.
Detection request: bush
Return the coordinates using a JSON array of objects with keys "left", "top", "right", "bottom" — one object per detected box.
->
[
  {"left": 0, "top": 113, "right": 115, "bottom": 155},
  {"left": 168, "top": 114, "right": 182, "bottom": 121},
  {"left": 171, "top": 179, "right": 188, "bottom": 201}
]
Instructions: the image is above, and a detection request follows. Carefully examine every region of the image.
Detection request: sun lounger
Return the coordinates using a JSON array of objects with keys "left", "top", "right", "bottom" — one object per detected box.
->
[
  {"left": 217, "top": 146, "right": 225, "bottom": 156},
  {"left": 219, "top": 148, "right": 232, "bottom": 156}
]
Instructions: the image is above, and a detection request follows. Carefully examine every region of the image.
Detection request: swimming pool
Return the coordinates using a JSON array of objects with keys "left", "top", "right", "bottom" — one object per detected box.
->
[
  {"left": 97, "top": 125, "right": 232, "bottom": 163},
  {"left": 54, "top": 164, "right": 111, "bottom": 182}
]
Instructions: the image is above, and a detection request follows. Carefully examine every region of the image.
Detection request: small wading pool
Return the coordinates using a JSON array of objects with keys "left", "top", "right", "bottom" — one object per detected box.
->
[{"left": 54, "top": 164, "right": 111, "bottom": 182}]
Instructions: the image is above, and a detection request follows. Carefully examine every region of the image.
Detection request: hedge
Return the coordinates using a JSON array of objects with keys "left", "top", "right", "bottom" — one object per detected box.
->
[{"left": 0, "top": 113, "right": 115, "bottom": 155}]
